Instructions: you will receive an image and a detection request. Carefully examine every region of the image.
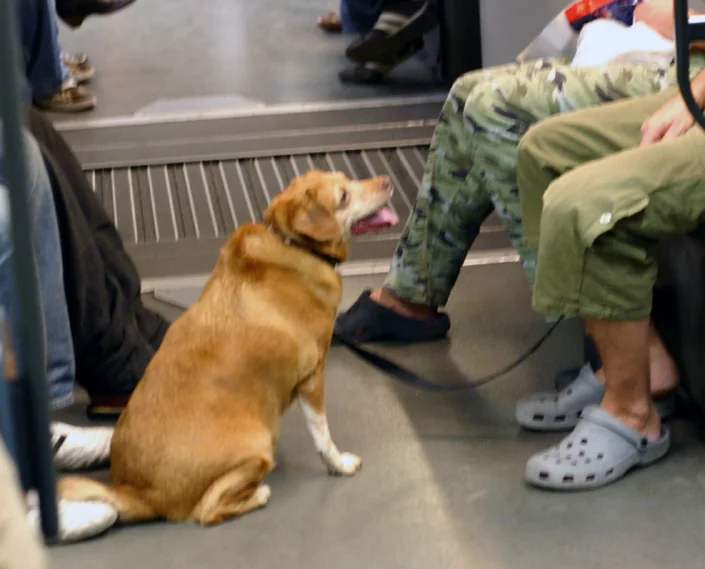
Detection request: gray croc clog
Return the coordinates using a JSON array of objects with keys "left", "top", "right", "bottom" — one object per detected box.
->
[
  {"left": 515, "top": 364, "right": 676, "bottom": 432},
  {"left": 525, "top": 405, "right": 671, "bottom": 491},
  {"left": 515, "top": 364, "right": 603, "bottom": 431}
]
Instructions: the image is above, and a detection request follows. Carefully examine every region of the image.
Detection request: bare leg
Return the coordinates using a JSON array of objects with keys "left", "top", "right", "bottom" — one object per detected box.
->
[
  {"left": 297, "top": 366, "right": 362, "bottom": 476},
  {"left": 585, "top": 318, "right": 661, "bottom": 440},
  {"left": 593, "top": 320, "right": 678, "bottom": 395}
]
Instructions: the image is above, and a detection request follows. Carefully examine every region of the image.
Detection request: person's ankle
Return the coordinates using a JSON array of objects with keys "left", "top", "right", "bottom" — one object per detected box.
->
[
  {"left": 369, "top": 288, "right": 437, "bottom": 320},
  {"left": 648, "top": 324, "right": 679, "bottom": 394},
  {"left": 648, "top": 350, "right": 679, "bottom": 395},
  {"left": 601, "top": 399, "right": 661, "bottom": 440}
]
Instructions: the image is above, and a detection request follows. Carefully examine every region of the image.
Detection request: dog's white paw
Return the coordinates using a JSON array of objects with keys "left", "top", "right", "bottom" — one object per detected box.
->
[
  {"left": 329, "top": 452, "right": 362, "bottom": 476},
  {"left": 254, "top": 484, "right": 272, "bottom": 507}
]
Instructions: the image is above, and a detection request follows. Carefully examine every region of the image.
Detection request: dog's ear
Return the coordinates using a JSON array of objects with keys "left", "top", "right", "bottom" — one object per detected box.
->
[{"left": 292, "top": 203, "right": 341, "bottom": 242}]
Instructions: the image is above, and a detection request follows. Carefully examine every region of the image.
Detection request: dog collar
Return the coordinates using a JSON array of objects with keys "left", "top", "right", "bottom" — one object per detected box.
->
[{"left": 267, "top": 226, "right": 341, "bottom": 267}]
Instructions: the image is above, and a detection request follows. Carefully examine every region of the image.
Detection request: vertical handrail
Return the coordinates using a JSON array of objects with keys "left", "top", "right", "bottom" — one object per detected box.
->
[
  {"left": 675, "top": 0, "right": 705, "bottom": 130},
  {"left": 438, "top": 0, "right": 482, "bottom": 83},
  {"left": 0, "top": 0, "right": 58, "bottom": 539}
]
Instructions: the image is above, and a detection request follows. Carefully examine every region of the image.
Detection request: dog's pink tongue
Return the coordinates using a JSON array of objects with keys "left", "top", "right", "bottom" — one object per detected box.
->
[{"left": 350, "top": 207, "right": 399, "bottom": 235}]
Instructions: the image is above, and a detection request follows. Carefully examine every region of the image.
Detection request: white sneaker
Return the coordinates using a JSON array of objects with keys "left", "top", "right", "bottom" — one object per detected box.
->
[
  {"left": 27, "top": 494, "right": 118, "bottom": 544},
  {"left": 52, "top": 422, "right": 113, "bottom": 471}
]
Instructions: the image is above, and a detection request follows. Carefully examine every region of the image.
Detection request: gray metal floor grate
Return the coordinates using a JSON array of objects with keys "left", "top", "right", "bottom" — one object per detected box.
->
[
  {"left": 88, "top": 146, "right": 431, "bottom": 246},
  {"left": 87, "top": 145, "right": 509, "bottom": 279},
  {"left": 69, "top": 99, "right": 510, "bottom": 278}
]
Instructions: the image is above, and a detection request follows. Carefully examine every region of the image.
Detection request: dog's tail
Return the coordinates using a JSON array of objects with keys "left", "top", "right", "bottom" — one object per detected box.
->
[{"left": 58, "top": 476, "right": 159, "bottom": 523}]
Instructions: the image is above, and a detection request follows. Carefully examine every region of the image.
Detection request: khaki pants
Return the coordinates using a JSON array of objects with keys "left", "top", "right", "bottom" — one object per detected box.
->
[
  {"left": 0, "top": 439, "right": 46, "bottom": 569},
  {"left": 517, "top": 87, "right": 705, "bottom": 320}
]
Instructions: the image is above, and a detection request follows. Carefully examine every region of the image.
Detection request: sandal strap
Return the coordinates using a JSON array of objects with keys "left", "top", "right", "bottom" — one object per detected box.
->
[{"left": 580, "top": 406, "right": 650, "bottom": 450}]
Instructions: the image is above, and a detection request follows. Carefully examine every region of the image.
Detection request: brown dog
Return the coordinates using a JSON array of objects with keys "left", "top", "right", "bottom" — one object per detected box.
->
[{"left": 59, "top": 170, "right": 397, "bottom": 527}]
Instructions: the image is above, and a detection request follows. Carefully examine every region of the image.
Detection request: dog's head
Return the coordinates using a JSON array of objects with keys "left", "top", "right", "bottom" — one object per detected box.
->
[{"left": 264, "top": 170, "right": 398, "bottom": 262}]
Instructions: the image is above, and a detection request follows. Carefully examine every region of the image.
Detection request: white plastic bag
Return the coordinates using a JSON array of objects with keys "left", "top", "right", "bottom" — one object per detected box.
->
[
  {"left": 517, "top": 0, "right": 642, "bottom": 62},
  {"left": 570, "top": 19, "right": 674, "bottom": 67}
]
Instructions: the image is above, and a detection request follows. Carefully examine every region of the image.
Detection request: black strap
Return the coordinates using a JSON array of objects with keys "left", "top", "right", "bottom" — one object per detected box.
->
[
  {"left": 51, "top": 434, "right": 67, "bottom": 456},
  {"left": 333, "top": 317, "right": 563, "bottom": 392}
]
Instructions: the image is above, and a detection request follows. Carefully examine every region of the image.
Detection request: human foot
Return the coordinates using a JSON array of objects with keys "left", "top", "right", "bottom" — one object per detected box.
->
[
  {"left": 61, "top": 52, "right": 95, "bottom": 84},
  {"left": 338, "top": 38, "right": 425, "bottom": 84},
  {"left": 333, "top": 290, "right": 449, "bottom": 343},
  {"left": 368, "top": 288, "right": 437, "bottom": 320},
  {"left": 317, "top": 11, "right": 342, "bottom": 32},
  {"left": 345, "top": 0, "right": 437, "bottom": 64},
  {"left": 34, "top": 81, "right": 96, "bottom": 113},
  {"left": 519, "top": 322, "right": 679, "bottom": 431},
  {"left": 525, "top": 405, "right": 670, "bottom": 490},
  {"left": 601, "top": 398, "right": 663, "bottom": 441},
  {"left": 516, "top": 364, "right": 675, "bottom": 432},
  {"left": 647, "top": 323, "right": 679, "bottom": 395}
]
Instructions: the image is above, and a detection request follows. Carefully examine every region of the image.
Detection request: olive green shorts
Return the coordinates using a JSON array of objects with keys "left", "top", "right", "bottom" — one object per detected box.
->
[{"left": 517, "top": 87, "right": 705, "bottom": 321}]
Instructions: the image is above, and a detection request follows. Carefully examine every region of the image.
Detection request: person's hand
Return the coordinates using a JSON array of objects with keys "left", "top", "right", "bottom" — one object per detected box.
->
[{"left": 640, "top": 94, "right": 695, "bottom": 147}]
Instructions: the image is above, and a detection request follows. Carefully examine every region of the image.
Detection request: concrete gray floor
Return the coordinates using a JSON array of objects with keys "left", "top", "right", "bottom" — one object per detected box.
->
[
  {"left": 55, "top": 0, "right": 441, "bottom": 121},
  {"left": 50, "top": 263, "right": 705, "bottom": 569}
]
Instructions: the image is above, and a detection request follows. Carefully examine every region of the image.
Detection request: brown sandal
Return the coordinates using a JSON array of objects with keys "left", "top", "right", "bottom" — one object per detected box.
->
[{"left": 317, "top": 11, "right": 342, "bottom": 32}]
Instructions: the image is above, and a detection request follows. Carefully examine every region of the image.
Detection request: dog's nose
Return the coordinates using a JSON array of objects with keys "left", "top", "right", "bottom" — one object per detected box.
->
[{"left": 379, "top": 176, "right": 392, "bottom": 193}]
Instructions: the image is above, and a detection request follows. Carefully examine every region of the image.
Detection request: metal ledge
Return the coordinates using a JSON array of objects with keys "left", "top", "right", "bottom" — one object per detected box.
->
[
  {"left": 59, "top": 96, "right": 445, "bottom": 169},
  {"left": 63, "top": 96, "right": 514, "bottom": 280}
]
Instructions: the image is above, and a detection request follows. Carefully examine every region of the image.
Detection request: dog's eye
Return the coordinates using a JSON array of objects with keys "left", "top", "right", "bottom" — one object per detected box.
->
[{"left": 339, "top": 188, "right": 349, "bottom": 207}]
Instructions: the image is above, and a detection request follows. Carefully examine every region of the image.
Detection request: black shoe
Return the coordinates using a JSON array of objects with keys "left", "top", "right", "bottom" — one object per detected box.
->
[
  {"left": 339, "top": 39, "right": 424, "bottom": 84},
  {"left": 333, "top": 290, "right": 450, "bottom": 344},
  {"left": 345, "top": 0, "right": 437, "bottom": 64}
]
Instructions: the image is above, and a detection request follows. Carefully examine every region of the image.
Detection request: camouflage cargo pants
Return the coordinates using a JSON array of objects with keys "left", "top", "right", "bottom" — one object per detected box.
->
[{"left": 383, "top": 57, "right": 688, "bottom": 306}]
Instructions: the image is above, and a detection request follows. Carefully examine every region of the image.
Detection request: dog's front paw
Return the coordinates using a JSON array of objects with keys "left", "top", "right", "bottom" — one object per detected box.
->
[{"left": 328, "top": 452, "right": 362, "bottom": 476}]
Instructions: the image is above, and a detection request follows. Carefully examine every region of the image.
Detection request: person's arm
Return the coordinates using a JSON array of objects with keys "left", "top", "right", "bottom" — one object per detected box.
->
[
  {"left": 634, "top": 2, "right": 705, "bottom": 50},
  {"left": 690, "top": 66, "right": 705, "bottom": 105},
  {"left": 640, "top": 66, "right": 705, "bottom": 146},
  {"left": 633, "top": 2, "right": 677, "bottom": 39}
]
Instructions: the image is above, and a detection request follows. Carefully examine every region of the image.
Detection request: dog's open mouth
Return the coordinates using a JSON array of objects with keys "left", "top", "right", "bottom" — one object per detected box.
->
[{"left": 350, "top": 207, "right": 399, "bottom": 236}]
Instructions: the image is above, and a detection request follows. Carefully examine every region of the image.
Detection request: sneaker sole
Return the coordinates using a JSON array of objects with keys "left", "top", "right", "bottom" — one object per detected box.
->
[{"left": 35, "top": 98, "right": 97, "bottom": 113}]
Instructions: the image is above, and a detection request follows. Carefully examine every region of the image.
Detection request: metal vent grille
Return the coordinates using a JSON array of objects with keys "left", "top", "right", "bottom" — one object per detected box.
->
[{"left": 88, "top": 146, "right": 430, "bottom": 246}]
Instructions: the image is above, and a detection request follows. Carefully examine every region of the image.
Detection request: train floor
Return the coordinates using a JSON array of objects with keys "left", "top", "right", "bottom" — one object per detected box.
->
[
  {"left": 54, "top": 0, "right": 440, "bottom": 122},
  {"left": 51, "top": 263, "right": 705, "bottom": 569}
]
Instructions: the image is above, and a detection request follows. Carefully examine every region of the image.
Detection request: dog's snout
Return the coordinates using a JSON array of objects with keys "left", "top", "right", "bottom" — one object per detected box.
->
[{"left": 379, "top": 176, "right": 392, "bottom": 193}]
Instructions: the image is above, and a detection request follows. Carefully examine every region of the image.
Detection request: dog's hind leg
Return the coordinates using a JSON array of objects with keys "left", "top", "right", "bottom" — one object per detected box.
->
[
  {"left": 297, "top": 363, "right": 362, "bottom": 476},
  {"left": 192, "top": 457, "right": 272, "bottom": 526}
]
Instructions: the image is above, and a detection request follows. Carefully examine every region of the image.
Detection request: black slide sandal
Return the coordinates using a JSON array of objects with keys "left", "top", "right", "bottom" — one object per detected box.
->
[{"left": 332, "top": 290, "right": 450, "bottom": 345}]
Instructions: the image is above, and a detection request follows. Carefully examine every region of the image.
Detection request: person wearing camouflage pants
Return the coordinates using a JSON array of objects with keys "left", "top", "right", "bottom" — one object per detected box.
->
[{"left": 335, "top": 57, "right": 689, "bottom": 342}]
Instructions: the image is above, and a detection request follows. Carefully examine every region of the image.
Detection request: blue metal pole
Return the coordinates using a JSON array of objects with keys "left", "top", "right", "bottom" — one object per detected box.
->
[{"left": 0, "top": 0, "right": 58, "bottom": 540}]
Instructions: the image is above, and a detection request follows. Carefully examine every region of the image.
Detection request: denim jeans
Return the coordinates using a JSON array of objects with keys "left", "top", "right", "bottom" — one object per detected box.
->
[
  {"left": 0, "top": 125, "right": 75, "bottom": 410},
  {"left": 340, "top": 0, "right": 383, "bottom": 34},
  {"left": 17, "top": 0, "right": 70, "bottom": 98}
]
